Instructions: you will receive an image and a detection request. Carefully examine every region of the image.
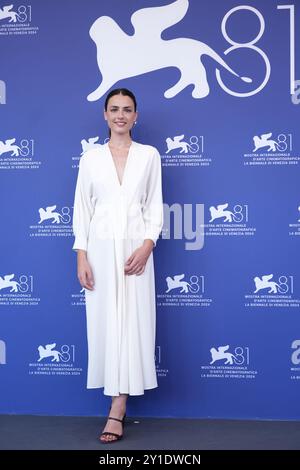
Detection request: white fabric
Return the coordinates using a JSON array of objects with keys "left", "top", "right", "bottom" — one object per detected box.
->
[{"left": 72, "top": 141, "right": 163, "bottom": 396}]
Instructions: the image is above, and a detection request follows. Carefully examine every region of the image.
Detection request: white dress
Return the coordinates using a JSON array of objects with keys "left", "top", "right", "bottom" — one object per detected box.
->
[{"left": 72, "top": 141, "right": 163, "bottom": 396}]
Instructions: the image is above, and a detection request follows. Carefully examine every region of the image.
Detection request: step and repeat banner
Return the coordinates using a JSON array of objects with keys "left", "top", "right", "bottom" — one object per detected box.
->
[{"left": 1, "top": 0, "right": 300, "bottom": 419}]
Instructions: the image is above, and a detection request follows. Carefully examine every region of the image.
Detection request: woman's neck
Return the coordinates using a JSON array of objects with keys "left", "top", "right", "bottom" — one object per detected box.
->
[{"left": 109, "top": 133, "right": 132, "bottom": 148}]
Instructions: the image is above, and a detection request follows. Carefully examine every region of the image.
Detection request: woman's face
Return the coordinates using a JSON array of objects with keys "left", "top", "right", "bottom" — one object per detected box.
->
[{"left": 104, "top": 94, "right": 137, "bottom": 137}]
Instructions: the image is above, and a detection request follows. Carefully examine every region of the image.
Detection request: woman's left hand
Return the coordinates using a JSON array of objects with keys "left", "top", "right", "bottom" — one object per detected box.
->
[{"left": 124, "top": 241, "right": 154, "bottom": 276}]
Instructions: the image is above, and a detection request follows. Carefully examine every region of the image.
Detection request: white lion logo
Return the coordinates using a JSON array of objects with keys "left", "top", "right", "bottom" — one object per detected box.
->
[
  {"left": 210, "top": 345, "right": 236, "bottom": 365},
  {"left": 253, "top": 274, "right": 280, "bottom": 294},
  {"left": 0, "top": 138, "right": 20, "bottom": 156},
  {"left": 0, "top": 274, "right": 21, "bottom": 292},
  {"left": 165, "top": 274, "right": 198, "bottom": 293},
  {"left": 0, "top": 4, "right": 19, "bottom": 23},
  {"left": 81, "top": 137, "right": 102, "bottom": 155},
  {"left": 87, "top": 0, "right": 251, "bottom": 101},
  {"left": 165, "top": 135, "right": 193, "bottom": 154},
  {"left": 38, "top": 205, "right": 63, "bottom": 224},
  {"left": 37, "top": 343, "right": 63, "bottom": 363},
  {"left": 209, "top": 203, "right": 234, "bottom": 223},
  {"left": 253, "top": 133, "right": 278, "bottom": 152}
]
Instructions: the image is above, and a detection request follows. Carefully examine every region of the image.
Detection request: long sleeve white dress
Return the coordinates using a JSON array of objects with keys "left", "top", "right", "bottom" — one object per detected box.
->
[{"left": 72, "top": 141, "right": 163, "bottom": 396}]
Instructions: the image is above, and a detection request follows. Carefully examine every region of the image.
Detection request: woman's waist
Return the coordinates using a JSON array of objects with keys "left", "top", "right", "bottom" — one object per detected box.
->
[{"left": 94, "top": 201, "right": 144, "bottom": 217}]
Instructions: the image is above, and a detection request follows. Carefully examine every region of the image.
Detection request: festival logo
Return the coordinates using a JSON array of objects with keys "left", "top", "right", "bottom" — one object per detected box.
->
[
  {"left": 37, "top": 343, "right": 64, "bottom": 363},
  {"left": 161, "top": 134, "right": 212, "bottom": 168},
  {"left": 245, "top": 274, "right": 299, "bottom": 308},
  {"left": 0, "top": 4, "right": 39, "bottom": 35},
  {"left": 0, "top": 4, "right": 19, "bottom": 22},
  {"left": 0, "top": 138, "right": 20, "bottom": 156},
  {"left": 0, "top": 273, "right": 21, "bottom": 292},
  {"left": 38, "top": 205, "right": 64, "bottom": 225},
  {"left": 243, "top": 132, "right": 299, "bottom": 166},
  {"left": 157, "top": 273, "right": 212, "bottom": 308},
  {"left": 29, "top": 343, "right": 83, "bottom": 377},
  {"left": 0, "top": 273, "right": 40, "bottom": 307},
  {"left": 29, "top": 204, "right": 74, "bottom": 239},
  {"left": 0, "top": 136, "right": 40, "bottom": 170},
  {"left": 200, "top": 344, "right": 257, "bottom": 380},
  {"left": 87, "top": 0, "right": 259, "bottom": 102},
  {"left": 201, "top": 202, "right": 256, "bottom": 237}
]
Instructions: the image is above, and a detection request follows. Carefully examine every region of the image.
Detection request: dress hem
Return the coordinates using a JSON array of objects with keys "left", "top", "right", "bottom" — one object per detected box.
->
[{"left": 87, "top": 383, "right": 158, "bottom": 396}]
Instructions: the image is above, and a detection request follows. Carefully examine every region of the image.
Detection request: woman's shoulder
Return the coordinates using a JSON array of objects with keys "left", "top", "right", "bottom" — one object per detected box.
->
[
  {"left": 133, "top": 141, "right": 160, "bottom": 157},
  {"left": 79, "top": 144, "right": 106, "bottom": 164}
]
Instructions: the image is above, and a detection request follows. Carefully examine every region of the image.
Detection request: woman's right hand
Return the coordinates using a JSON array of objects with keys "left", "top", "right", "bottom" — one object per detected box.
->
[{"left": 77, "top": 250, "right": 94, "bottom": 290}]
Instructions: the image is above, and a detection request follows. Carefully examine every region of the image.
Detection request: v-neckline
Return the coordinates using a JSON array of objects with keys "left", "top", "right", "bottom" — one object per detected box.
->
[{"left": 106, "top": 141, "right": 134, "bottom": 187}]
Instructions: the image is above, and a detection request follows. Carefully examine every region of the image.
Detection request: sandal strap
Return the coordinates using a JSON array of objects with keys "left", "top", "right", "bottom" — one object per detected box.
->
[{"left": 107, "top": 416, "right": 123, "bottom": 424}]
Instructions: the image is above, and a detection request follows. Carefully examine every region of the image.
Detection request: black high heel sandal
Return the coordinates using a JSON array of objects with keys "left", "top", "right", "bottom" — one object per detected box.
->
[{"left": 99, "top": 414, "right": 126, "bottom": 444}]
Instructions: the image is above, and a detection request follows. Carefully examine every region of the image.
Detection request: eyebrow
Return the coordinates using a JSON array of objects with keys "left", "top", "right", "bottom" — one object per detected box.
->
[{"left": 109, "top": 105, "right": 133, "bottom": 109}]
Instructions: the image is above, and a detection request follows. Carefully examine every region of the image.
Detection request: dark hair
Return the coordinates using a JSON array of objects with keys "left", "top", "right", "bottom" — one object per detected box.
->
[{"left": 104, "top": 88, "right": 137, "bottom": 112}]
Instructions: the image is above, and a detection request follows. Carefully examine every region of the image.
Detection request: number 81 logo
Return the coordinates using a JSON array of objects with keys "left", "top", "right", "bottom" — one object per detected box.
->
[{"left": 216, "top": 5, "right": 296, "bottom": 97}]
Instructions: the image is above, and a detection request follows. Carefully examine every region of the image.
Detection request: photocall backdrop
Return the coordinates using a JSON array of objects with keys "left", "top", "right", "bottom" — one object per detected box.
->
[{"left": 1, "top": 0, "right": 300, "bottom": 419}]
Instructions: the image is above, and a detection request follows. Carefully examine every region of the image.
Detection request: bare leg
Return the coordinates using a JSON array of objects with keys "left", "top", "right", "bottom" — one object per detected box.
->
[{"left": 99, "top": 394, "right": 128, "bottom": 443}]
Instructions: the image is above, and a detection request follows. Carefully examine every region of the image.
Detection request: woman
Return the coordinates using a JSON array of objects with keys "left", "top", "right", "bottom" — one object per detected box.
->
[{"left": 72, "top": 88, "right": 163, "bottom": 443}]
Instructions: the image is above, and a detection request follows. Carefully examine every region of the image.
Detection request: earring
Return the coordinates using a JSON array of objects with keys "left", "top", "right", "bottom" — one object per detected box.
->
[{"left": 134, "top": 121, "right": 137, "bottom": 125}]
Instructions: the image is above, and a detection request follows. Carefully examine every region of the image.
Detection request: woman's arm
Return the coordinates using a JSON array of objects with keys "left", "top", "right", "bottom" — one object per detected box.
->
[
  {"left": 124, "top": 148, "right": 163, "bottom": 276},
  {"left": 77, "top": 250, "right": 94, "bottom": 290},
  {"left": 72, "top": 156, "right": 95, "bottom": 289},
  {"left": 72, "top": 156, "right": 95, "bottom": 252},
  {"left": 142, "top": 148, "right": 164, "bottom": 246}
]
